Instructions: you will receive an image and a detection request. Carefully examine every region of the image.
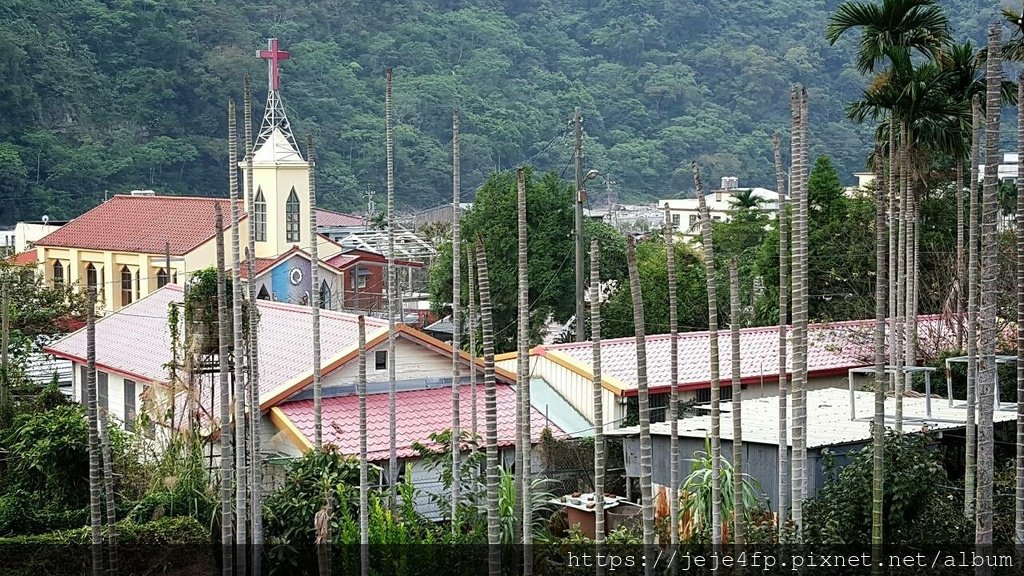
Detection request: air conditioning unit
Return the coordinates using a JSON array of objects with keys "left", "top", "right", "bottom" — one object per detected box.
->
[{"left": 130, "top": 190, "right": 156, "bottom": 196}]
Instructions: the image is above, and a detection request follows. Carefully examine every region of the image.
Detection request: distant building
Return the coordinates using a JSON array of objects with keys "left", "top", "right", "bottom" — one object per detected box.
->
[
  {"left": 978, "top": 152, "right": 1019, "bottom": 183},
  {"left": 660, "top": 177, "right": 778, "bottom": 239}
]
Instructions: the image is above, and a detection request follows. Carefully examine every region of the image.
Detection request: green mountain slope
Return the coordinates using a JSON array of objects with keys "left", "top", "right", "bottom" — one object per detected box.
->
[{"left": 0, "top": 0, "right": 1000, "bottom": 225}]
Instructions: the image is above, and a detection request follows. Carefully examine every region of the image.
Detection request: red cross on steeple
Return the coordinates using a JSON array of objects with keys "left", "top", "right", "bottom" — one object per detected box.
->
[{"left": 259, "top": 38, "right": 290, "bottom": 92}]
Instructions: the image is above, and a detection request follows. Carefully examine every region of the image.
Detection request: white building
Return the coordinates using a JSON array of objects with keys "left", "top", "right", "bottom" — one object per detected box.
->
[
  {"left": 659, "top": 177, "right": 778, "bottom": 239},
  {"left": 978, "top": 153, "right": 1019, "bottom": 183}
]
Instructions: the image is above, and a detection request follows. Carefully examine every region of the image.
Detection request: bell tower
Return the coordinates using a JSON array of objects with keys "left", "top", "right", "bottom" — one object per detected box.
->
[{"left": 242, "top": 38, "right": 310, "bottom": 259}]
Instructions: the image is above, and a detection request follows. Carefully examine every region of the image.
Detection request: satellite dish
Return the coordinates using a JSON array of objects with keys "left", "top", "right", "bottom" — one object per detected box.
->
[{"left": 41, "top": 215, "right": 50, "bottom": 225}]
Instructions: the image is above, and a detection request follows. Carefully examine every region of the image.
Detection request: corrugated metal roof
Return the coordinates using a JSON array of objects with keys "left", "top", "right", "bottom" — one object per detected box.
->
[{"left": 607, "top": 387, "right": 1016, "bottom": 449}]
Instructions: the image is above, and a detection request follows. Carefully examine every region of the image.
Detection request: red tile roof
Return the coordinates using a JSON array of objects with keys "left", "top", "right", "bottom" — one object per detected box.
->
[
  {"left": 543, "top": 315, "right": 954, "bottom": 396},
  {"left": 239, "top": 246, "right": 344, "bottom": 280},
  {"left": 8, "top": 250, "right": 36, "bottom": 265},
  {"left": 239, "top": 257, "right": 277, "bottom": 280},
  {"left": 35, "top": 195, "right": 239, "bottom": 255},
  {"left": 277, "top": 384, "right": 566, "bottom": 460},
  {"left": 316, "top": 208, "right": 365, "bottom": 228},
  {"left": 44, "top": 285, "right": 390, "bottom": 402}
]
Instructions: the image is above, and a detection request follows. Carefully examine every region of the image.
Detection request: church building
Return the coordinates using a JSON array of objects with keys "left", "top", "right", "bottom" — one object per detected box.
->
[{"left": 28, "top": 38, "right": 397, "bottom": 314}]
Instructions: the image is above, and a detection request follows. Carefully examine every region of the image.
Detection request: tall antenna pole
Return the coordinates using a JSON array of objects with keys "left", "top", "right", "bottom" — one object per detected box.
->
[{"left": 573, "top": 107, "right": 585, "bottom": 341}]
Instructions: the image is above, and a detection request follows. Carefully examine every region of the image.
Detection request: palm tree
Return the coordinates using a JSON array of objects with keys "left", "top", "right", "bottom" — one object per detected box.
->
[
  {"left": 215, "top": 203, "right": 233, "bottom": 575},
  {"left": 728, "top": 258, "right": 744, "bottom": 545},
  {"left": 728, "top": 189, "right": 765, "bottom": 211},
  {"left": 771, "top": 132, "right": 790, "bottom": 532},
  {"left": 99, "top": 405, "right": 118, "bottom": 575},
  {"left": 663, "top": 205, "right": 680, "bottom": 548},
  {"left": 871, "top": 145, "right": 888, "bottom": 571},
  {"left": 694, "top": 162, "right": 722, "bottom": 547},
  {"left": 476, "top": 239, "right": 500, "bottom": 576},
  {"left": 516, "top": 167, "right": 532, "bottom": 574},
  {"left": 310, "top": 133, "right": 323, "bottom": 456},
  {"left": 825, "top": 0, "right": 951, "bottom": 76},
  {"left": 229, "top": 99, "right": 248, "bottom": 576},
  {"left": 976, "top": 21, "right": 1002, "bottom": 549},
  {"left": 451, "top": 108, "right": 462, "bottom": 530},
  {"left": 85, "top": 288, "right": 102, "bottom": 576},
  {"left": 243, "top": 72, "right": 264, "bottom": 576},
  {"left": 966, "top": 94, "right": 981, "bottom": 519},
  {"left": 798, "top": 87, "right": 810, "bottom": 506},
  {"left": 589, "top": 238, "right": 606, "bottom": 554},
  {"left": 626, "top": 236, "right": 655, "bottom": 571},
  {"left": 788, "top": 87, "right": 807, "bottom": 535},
  {"left": 358, "top": 315, "right": 369, "bottom": 576},
  {"left": 467, "top": 242, "right": 478, "bottom": 438},
  {"left": 1015, "top": 70, "right": 1024, "bottom": 551},
  {"left": 385, "top": 67, "right": 398, "bottom": 511}
]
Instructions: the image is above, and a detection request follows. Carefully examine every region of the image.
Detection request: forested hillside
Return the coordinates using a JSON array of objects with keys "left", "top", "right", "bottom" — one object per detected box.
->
[{"left": 0, "top": 0, "right": 999, "bottom": 224}]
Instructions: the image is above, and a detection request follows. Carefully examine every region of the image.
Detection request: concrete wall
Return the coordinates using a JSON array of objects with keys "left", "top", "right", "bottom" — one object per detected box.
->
[{"left": 72, "top": 361, "right": 144, "bottom": 431}]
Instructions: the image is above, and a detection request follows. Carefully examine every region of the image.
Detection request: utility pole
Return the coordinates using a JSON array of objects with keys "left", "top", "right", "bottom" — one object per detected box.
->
[
  {"left": 573, "top": 107, "right": 586, "bottom": 342},
  {"left": 1, "top": 280, "right": 9, "bottom": 407}
]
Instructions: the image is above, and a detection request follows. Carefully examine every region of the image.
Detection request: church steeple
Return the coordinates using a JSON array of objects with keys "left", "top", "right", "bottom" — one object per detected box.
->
[
  {"left": 243, "top": 37, "right": 311, "bottom": 259},
  {"left": 253, "top": 38, "right": 303, "bottom": 164}
]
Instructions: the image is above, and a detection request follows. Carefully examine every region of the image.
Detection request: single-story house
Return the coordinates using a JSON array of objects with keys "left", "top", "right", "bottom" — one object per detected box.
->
[{"left": 44, "top": 285, "right": 586, "bottom": 517}]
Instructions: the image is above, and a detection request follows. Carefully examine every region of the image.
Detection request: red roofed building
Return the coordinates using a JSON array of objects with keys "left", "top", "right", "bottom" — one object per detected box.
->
[{"left": 496, "top": 315, "right": 957, "bottom": 430}]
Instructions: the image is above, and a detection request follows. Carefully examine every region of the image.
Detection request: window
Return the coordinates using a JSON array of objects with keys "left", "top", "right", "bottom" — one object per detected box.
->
[
  {"left": 79, "top": 365, "right": 88, "bottom": 401},
  {"left": 695, "top": 386, "right": 733, "bottom": 404},
  {"left": 319, "top": 280, "right": 331, "bottom": 310},
  {"left": 257, "top": 285, "right": 270, "bottom": 300},
  {"left": 86, "top": 263, "right": 98, "bottom": 291},
  {"left": 120, "top": 266, "right": 133, "bottom": 305},
  {"left": 123, "top": 379, "right": 136, "bottom": 430},
  {"left": 254, "top": 188, "right": 267, "bottom": 242},
  {"left": 135, "top": 270, "right": 140, "bottom": 299},
  {"left": 688, "top": 214, "right": 698, "bottom": 229},
  {"left": 156, "top": 268, "right": 169, "bottom": 288},
  {"left": 375, "top": 350, "right": 387, "bottom": 371},
  {"left": 97, "top": 371, "right": 108, "bottom": 415},
  {"left": 353, "top": 269, "right": 368, "bottom": 289},
  {"left": 52, "top": 260, "right": 64, "bottom": 288},
  {"left": 285, "top": 188, "right": 300, "bottom": 242},
  {"left": 671, "top": 214, "right": 680, "bottom": 227}
]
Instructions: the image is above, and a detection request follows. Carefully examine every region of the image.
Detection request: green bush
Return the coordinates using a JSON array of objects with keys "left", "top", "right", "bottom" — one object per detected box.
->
[
  {"left": 0, "top": 516, "right": 212, "bottom": 575},
  {"left": 803, "top": 431, "right": 970, "bottom": 545}
]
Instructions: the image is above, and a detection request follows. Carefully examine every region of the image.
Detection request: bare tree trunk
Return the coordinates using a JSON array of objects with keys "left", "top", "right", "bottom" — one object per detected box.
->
[
  {"left": 895, "top": 121, "right": 908, "bottom": 433},
  {"left": 1017, "top": 71, "right": 1024, "bottom": 551},
  {"left": 243, "top": 72, "right": 264, "bottom": 573},
  {"left": 309, "top": 135, "right": 323, "bottom": 455},
  {"left": 966, "top": 94, "right": 982, "bottom": 519},
  {"left": 86, "top": 288, "right": 103, "bottom": 576},
  {"left": 663, "top": 205, "right": 680, "bottom": 548},
  {"left": 728, "top": 258, "right": 744, "bottom": 545},
  {"left": 215, "top": 204, "right": 233, "bottom": 575},
  {"left": 467, "top": 242, "right": 478, "bottom": 439},
  {"left": 477, "top": 239, "right": 501, "bottom": 576},
  {"left": 772, "top": 132, "right": 790, "bottom": 532},
  {"left": 590, "top": 238, "right": 606, "bottom": 566},
  {"left": 788, "top": 86, "right": 806, "bottom": 535},
  {"left": 957, "top": 157, "right": 965, "bottom": 352},
  {"left": 626, "top": 236, "right": 655, "bottom": 572},
  {"left": 798, "top": 88, "right": 810, "bottom": 504},
  {"left": 358, "top": 316, "right": 369, "bottom": 576},
  {"left": 516, "top": 167, "right": 533, "bottom": 574},
  {"left": 99, "top": 406, "right": 118, "bottom": 576},
  {"left": 451, "top": 109, "right": 462, "bottom": 530},
  {"left": 904, "top": 178, "right": 916, "bottom": 401},
  {"left": 694, "top": 163, "right": 722, "bottom": 547},
  {"left": 871, "top": 145, "right": 887, "bottom": 572},
  {"left": 385, "top": 67, "right": 398, "bottom": 511},
  {"left": 888, "top": 121, "right": 898, "bottom": 412},
  {"left": 229, "top": 99, "right": 248, "bottom": 576},
  {"left": 977, "top": 22, "right": 1002, "bottom": 554}
]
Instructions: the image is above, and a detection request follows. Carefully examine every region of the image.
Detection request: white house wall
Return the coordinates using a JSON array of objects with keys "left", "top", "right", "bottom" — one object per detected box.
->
[
  {"left": 72, "top": 361, "right": 143, "bottom": 431},
  {"left": 531, "top": 356, "right": 623, "bottom": 430},
  {"left": 326, "top": 336, "right": 479, "bottom": 385}
]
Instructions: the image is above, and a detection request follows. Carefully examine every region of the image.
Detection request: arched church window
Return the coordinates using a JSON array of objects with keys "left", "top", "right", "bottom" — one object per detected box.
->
[
  {"left": 86, "top": 263, "right": 97, "bottom": 292},
  {"left": 120, "top": 266, "right": 133, "bottom": 306},
  {"left": 254, "top": 188, "right": 267, "bottom": 242},
  {"left": 156, "top": 268, "right": 169, "bottom": 288},
  {"left": 286, "top": 188, "right": 300, "bottom": 243},
  {"left": 52, "top": 260, "right": 64, "bottom": 288},
  {"left": 319, "top": 280, "right": 331, "bottom": 310}
]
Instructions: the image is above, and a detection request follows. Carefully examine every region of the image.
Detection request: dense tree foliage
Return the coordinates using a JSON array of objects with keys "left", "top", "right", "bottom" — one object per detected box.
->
[{"left": 2, "top": 0, "right": 1000, "bottom": 225}]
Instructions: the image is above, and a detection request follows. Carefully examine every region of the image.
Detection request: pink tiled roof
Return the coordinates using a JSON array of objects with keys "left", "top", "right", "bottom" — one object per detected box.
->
[
  {"left": 35, "top": 195, "right": 240, "bottom": 255},
  {"left": 544, "top": 315, "right": 953, "bottom": 395},
  {"left": 44, "top": 285, "right": 389, "bottom": 402},
  {"left": 277, "top": 384, "right": 566, "bottom": 460},
  {"left": 316, "top": 208, "right": 365, "bottom": 228},
  {"left": 8, "top": 250, "right": 36, "bottom": 265}
]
